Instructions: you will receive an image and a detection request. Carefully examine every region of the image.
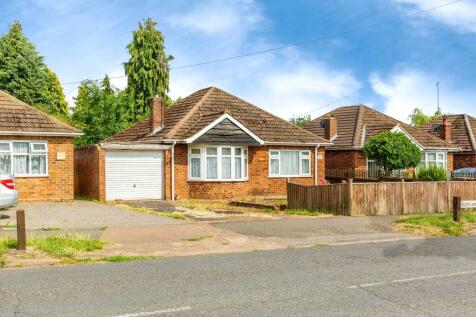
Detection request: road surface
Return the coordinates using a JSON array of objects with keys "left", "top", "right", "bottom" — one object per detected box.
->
[{"left": 1, "top": 237, "right": 475, "bottom": 316}]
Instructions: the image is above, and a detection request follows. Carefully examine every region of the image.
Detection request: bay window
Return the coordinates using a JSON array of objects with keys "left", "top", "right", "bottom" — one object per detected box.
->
[
  {"left": 420, "top": 152, "right": 447, "bottom": 169},
  {"left": 269, "top": 150, "right": 311, "bottom": 177},
  {"left": 0, "top": 141, "right": 48, "bottom": 176},
  {"left": 189, "top": 146, "right": 248, "bottom": 181}
]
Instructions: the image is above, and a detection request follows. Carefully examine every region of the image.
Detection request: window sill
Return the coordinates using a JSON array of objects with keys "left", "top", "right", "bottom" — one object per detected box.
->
[
  {"left": 268, "top": 175, "right": 312, "bottom": 179},
  {"left": 187, "top": 179, "right": 249, "bottom": 183},
  {"left": 14, "top": 175, "right": 49, "bottom": 178}
]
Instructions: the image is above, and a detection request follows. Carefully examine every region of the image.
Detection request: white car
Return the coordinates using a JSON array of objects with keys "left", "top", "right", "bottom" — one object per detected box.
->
[{"left": 0, "top": 174, "right": 18, "bottom": 209}]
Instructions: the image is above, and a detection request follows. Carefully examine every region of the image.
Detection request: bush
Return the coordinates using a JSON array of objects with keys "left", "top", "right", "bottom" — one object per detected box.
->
[{"left": 417, "top": 165, "right": 448, "bottom": 181}]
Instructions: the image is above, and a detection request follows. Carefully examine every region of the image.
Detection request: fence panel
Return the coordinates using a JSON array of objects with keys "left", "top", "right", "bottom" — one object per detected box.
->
[{"left": 287, "top": 181, "right": 476, "bottom": 216}]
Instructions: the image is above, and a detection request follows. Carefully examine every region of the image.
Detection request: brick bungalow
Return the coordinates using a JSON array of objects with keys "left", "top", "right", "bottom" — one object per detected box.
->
[
  {"left": 75, "top": 87, "right": 330, "bottom": 201},
  {"left": 303, "top": 105, "right": 459, "bottom": 176},
  {"left": 0, "top": 90, "right": 81, "bottom": 201},
  {"left": 420, "top": 114, "right": 476, "bottom": 169}
]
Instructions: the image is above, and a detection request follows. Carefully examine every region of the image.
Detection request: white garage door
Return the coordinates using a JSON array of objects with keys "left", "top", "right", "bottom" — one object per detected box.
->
[{"left": 105, "top": 151, "right": 164, "bottom": 200}]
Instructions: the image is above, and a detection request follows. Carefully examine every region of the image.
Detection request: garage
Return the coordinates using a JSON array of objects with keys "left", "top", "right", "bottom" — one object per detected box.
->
[{"left": 105, "top": 151, "right": 164, "bottom": 200}]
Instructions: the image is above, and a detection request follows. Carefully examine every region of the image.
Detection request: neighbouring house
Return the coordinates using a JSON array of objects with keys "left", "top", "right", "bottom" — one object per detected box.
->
[
  {"left": 420, "top": 114, "right": 476, "bottom": 169},
  {"left": 0, "top": 90, "right": 82, "bottom": 201},
  {"left": 303, "top": 105, "right": 460, "bottom": 178},
  {"left": 74, "top": 87, "right": 331, "bottom": 201}
]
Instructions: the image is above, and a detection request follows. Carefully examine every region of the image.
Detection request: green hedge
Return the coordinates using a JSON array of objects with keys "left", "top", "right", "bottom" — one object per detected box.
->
[{"left": 416, "top": 165, "right": 448, "bottom": 181}]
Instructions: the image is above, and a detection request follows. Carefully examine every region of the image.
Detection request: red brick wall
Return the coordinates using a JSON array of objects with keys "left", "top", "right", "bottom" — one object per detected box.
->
[
  {"left": 325, "top": 150, "right": 367, "bottom": 172},
  {"left": 453, "top": 153, "right": 476, "bottom": 170},
  {"left": 167, "top": 145, "right": 326, "bottom": 200},
  {"left": 0, "top": 136, "right": 74, "bottom": 202},
  {"left": 447, "top": 152, "right": 454, "bottom": 172},
  {"left": 83, "top": 144, "right": 327, "bottom": 201},
  {"left": 74, "top": 145, "right": 105, "bottom": 201}
]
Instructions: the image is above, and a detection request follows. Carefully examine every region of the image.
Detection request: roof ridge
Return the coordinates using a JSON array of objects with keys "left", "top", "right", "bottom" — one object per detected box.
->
[
  {"left": 211, "top": 87, "right": 328, "bottom": 142},
  {"left": 352, "top": 106, "right": 363, "bottom": 146},
  {"left": 164, "top": 87, "right": 216, "bottom": 139},
  {"left": 464, "top": 114, "right": 476, "bottom": 152},
  {"left": 0, "top": 90, "right": 80, "bottom": 133}
]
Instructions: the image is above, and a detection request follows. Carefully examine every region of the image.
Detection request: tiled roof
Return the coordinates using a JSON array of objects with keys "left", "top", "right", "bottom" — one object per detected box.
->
[
  {"left": 303, "top": 105, "right": 458, "bottom": 150},
  {"left": 420, "top": 114, "right": 476, "bottom": 152},
  {"left": 0, "top": 90, "right": 80, "bottom": 134},
  {"left": 107, "top": 87, "right": 328, "bottom": 145}
]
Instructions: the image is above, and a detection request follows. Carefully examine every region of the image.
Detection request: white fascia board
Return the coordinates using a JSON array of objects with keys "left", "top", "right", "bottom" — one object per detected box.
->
[
  {"left": 0, "top": 130, "right": 83, "bottom": 137},
  {"left": 100, "top": 143, "right": 171, "bottom": 150},
  {"left": 390, "top": 125, "right": 424, "bottom": 150},
  {"left": 185, "top": 113, "right": 265, "bottom": 145}
]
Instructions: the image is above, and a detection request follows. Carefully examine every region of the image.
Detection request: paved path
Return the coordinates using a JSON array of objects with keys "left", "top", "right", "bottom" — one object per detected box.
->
[
  {"left": 0, "top": 200, "right": 183, "bottom": 230},
  {"left": 1, "top": 237, "right": 475, "bottom": 316}
]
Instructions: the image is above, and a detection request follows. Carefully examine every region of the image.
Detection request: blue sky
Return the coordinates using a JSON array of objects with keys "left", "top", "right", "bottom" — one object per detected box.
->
[{"left": 1, "top": 0, "right": 475, "bottom": 122}]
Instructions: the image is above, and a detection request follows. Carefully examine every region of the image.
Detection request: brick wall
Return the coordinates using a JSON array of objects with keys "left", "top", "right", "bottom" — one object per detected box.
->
[
  {"left": 168, "top": 144, "right": 326, "bottom": 200},
  {"left": 81, "top": 144, "right": 327, "bottom": 201},
  {"left": 453, "top": 153, "right": 476, "bottom": 170},
  {"left": 0, "top": 135, "right": 74, "bottom": 202},
  {"left": 325, "top": 150, "right": 367, "bottom": 172},
  {"left": 74, "top": 145, "right": 105, "bottom": 201}
]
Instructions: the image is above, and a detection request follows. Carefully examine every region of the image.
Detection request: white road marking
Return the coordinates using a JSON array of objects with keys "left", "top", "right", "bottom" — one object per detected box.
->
[
  {"left": 109, "top": 306, "right": 192, "bottom": 317},
  {"left": 347, "top": 270, "right": 476, "bottom": 289}
]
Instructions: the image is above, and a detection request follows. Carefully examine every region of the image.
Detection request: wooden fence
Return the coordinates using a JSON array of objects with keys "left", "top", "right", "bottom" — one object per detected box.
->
[{"left": 287, "top": 181, "right": 476, "bottom": 216}]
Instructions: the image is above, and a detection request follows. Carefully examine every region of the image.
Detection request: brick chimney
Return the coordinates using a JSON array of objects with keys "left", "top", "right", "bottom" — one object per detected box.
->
[
  {"left": 150, "top": 95, "right": 164, "bottom": 132},
  {"left": 324, "top": 115, "right": 337, "bottom": 140},
  {"left": 440, "top": 116, "right": 451, "bottom": 142}
]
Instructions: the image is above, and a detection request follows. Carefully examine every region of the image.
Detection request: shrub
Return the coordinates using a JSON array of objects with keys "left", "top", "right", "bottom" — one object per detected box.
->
[
  {"left": 364, "top": 132, "right": 421, "bottom": 173},
  {"left": 417, "top": 165, "right": 448, "bottom": 181}
]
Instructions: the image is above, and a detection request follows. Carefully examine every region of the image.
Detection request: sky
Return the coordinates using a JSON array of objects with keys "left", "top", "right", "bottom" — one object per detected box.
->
[{"left": 1, "top": 0, "right": 475, "bottom": 123}]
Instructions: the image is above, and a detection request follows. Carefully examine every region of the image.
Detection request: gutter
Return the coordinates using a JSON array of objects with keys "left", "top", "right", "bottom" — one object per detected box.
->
[
  {"left": 0, "top": 131, "right": 83, "bottom": 137},
  {"left": 171, "top": 141, "right": 176, "bottom": 201},
  {"left": 100, "top": 143, "right": 171, "bottom": 150},
  {"left": 314, "top": 145, "right": 319, "bottom": 185}
]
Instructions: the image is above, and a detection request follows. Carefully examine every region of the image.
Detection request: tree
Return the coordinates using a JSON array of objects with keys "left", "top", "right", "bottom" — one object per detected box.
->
[
  {"left": 72, "top": 76, "right": 130, "bottom": 146},
  {"left": 0, "top": 21, "right": 69, "bottom": 116},
  {"left": 124, "top": 18, "right": 173, "bottom": 122},
  {"left": 409, "top": 107, "right": 442, "bottom": 127},
  {"left": 289, "top": 115, "right": 311, "bottom": 127},
  {"left": 363, "top": 131, "right": 421, "bottom": 173}
]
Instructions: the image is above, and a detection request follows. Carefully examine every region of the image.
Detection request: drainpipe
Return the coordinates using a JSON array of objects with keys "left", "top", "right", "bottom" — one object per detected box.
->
[
  {"left": 314, "top": 145, "right": 319, "bottom": 185},
  {"left": 171, "top": 141, "right": 176, "bottom": 201}
]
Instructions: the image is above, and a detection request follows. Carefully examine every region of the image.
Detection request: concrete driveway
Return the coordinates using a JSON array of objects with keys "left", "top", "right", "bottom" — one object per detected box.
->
[{"left": 0, "top": 200, "right": 183, "bottom": 230}]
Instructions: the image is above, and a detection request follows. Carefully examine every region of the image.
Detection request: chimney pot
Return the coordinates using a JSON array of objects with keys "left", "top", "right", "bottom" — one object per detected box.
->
[{"left": 150, "top": 95, "right": 164, "bottom": 132}]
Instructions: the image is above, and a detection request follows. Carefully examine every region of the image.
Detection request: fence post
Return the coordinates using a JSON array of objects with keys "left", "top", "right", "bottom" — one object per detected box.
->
[
  {"left": 446, "top": 179, "right": 451, "bottom": 213},
  {"left": 401, "top": 179, "right": 406, "bottom": 215},
  {"left": 347, "top": 179, "right": 353, "bottom": 216},
  {"left": 16, "top": 209, "right": 26, "bottom": 250},
  {"left": 453, "top": 196, "right": 461, "bottom": 222}
]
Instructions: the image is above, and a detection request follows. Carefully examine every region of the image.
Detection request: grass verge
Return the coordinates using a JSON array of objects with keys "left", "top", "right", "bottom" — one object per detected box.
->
[
  {"left": 0, "top": 223, "right": 16, "bottom": 229},
  {"left": 395, "top": 212, "right": 476, "bottom": 236},
  {"left": 28, "top": 235, "right": 105, "bottom": 258}
]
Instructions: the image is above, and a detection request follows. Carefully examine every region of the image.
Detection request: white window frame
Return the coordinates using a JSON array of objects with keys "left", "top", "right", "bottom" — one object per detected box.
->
[
  {"left": 420, "top": 151, "right": 447, "bottom": 169},
  {"left": 188, "top": 145, "right": 248, "bottom": 182},
  {"left": 0, "top": 141, "right": 48, "bottom": 177},
  {"left": 268, "top": 149, "right": 312, "bottom": 178}
]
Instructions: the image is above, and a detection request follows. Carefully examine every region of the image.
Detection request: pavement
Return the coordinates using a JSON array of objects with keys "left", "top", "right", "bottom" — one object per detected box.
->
[
  {"left": 1, "top": 237, "right": 476, "bottom": 316},
  {"left": 97, "top": 215, "right": 416, "bottom": 258}
]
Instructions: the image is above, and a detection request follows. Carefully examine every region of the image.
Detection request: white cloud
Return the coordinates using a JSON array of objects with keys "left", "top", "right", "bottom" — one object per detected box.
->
[
  {"left": 168, "top": 0, "right": 263, "bottom": 36},
  {"left": 394, "top": 0, "right": 476, "bottom": 32},
  {"left": 370, "top": 68, "right": 475, "bottom": 122}
]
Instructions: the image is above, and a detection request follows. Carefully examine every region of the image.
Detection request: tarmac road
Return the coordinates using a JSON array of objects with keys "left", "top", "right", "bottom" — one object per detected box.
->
[{"left": 1, "top": 236, "right": 475, "bottom": 317}]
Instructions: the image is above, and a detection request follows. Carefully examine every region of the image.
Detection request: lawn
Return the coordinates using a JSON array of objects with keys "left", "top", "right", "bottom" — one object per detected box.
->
[{"left": 395, "top": 212, "right": 476, "bottom": 236}]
